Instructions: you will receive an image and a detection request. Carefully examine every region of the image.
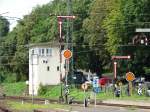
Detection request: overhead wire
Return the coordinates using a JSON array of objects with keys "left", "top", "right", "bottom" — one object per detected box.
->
[
  {"left": 0, "top": 43, "right": 149, "bottom": 66},
  {"left": 2, "top": 13, "right": 150, "bottom": 33},
  {"left": 0, "top": 63, "right": 28, "bottom": 66},
  {"left": 0, "top": 4, "right": 149, "bottom": 66},
  {"left": 0, "top": 6, "right": 149, "bottom": 50},
  {"left": 0, "top": 41, "right": 150, "bottom": 48}
]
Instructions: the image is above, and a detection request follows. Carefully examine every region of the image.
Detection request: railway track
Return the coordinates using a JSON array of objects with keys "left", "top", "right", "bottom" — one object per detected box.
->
[
  {"left": 1, "top": 96, "right": 150, "bottom": 110},
  {"left": 0, "top": 106, "right": 11, "bottom": 112}
]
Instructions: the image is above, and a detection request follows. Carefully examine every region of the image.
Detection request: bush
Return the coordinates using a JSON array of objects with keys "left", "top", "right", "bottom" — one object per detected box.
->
[
  {"left": 4, "top": 73, "right": 17, "bottom": 83},
  {"left": 38, "top": 84, "right": 61, "bottom": 99},
  {"left": 0, "top": 71, "right": 17, "bottom": 83},
  {"left": 0, "top": 70, "right": 27, "bottom": 83},
  {"left": 38, "top": 84, "right": 49, "bottom": 96}
]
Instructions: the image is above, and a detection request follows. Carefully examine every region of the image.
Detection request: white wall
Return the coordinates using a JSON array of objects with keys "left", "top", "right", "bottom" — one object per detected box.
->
[
  {"left": 29, "top": 48, "right": 39, "bottom": 95},
  {"left": 29, "top": 46, "right": 65, "bottom": 95}
]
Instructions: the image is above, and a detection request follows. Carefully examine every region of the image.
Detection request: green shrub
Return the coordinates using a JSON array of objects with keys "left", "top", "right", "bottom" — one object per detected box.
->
[
  {"left": 38, "top": 84, "right": 61, "bottom": 99},
  {"left": 0, "top": 70, "right": 27, "bottom": 83},
  {"left": 0, "top": 71, "right": 17, "bottom": 83},
  {"left": 38, "top": 84, "right": 49, "bottom": 96},
  {"left": 44, "top": 86, "right": 60, "bottom": 97},
  {"left": 4, "top": 73, "right": 17, "bottom": 83}
]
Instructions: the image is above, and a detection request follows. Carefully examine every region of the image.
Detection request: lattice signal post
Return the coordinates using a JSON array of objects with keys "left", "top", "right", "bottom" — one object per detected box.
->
[
  {"left": 57, "top": 15, "right": 75, "bottom": 83},
  {"left": 57, "top": 15, "right": 75, "bottom": 103}
]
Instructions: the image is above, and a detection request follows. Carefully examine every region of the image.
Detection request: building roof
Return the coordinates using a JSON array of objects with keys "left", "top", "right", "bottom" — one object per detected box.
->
[{"left": 29, "top": 41, "right": 62, "bottom": 48}]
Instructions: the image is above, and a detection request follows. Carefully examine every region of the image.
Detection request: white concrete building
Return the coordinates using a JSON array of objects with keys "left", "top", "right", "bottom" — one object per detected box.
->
[{"left": 29, "top": 42, "right": 66, "bottom": 95}]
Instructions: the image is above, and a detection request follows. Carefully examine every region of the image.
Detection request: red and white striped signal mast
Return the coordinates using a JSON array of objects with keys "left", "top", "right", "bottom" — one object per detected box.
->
[
  {"left": 57, "top": 15, "right": 75, "bottom": 103},
  {"left": 111, "top": 56, "right": 131, "bottom": 79},
  {"left": 57, "top": 15, "right": 75, "bottom": 82},
  {"left": 57, "top": 16, "right": 75, "bottom": 102},
  {"left": 57, "top": 15, "right": 75, "bottom": 40}
]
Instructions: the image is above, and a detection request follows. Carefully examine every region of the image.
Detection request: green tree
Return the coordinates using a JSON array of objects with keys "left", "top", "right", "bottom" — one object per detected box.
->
[
  {"left": 0, "top": 16, "right": 9, "bottom": 37},
  {"left": 103, "top": 0, "right": 150, "bottom": 76},
  {"left": 72, "top": 0, "right": 92, "bottom": 70},
  {"left": 82, "top": 0, "right": 114, "bottom": 76},
  {"left": 103, "top": 0, "right": 125, "bottom": 55},
  {"left": 0, "top": 0, "right": 92, "bottom": 82}
]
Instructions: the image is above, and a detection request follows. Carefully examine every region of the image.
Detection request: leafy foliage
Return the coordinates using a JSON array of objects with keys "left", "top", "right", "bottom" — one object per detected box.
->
[
  {"left": 0, "top": 16, "right": 9, "bottom": 37},
  {"left": 0, "top": 0, "right": 150, "bottom": 82},
  {"left": 82, "top": 0, "right": 113, "bottom": 75},
  {"left": 103, "top": 0, "right": 150, "bottom": 75},
  {"left": 0, "top": 0, "right": 93, "bottom": 81},
  {"left": 38, "top": 84, "right": 61, "bottom": 99}
]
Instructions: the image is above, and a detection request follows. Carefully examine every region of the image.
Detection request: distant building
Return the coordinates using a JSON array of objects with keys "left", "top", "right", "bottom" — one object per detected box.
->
[{"left": 29, "top": 42, "right": 65, "bottom": 95}]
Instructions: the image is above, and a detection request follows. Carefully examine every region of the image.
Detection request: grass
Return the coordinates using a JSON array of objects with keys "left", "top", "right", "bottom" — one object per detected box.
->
[
  {"left": 44, "top": 85, "right": 62, "bottom": 99},
  {"left": 7, "top": 101, "right": 70, "bottom": 111},
  {"left": 1, "top": 82, "right": 27, "bottom": 96},
  {"left": 39, "top": 85, "right": 150, "bottom": 102},
  {"left": 1, "top": 82, "right": 150, "bottom": 102},
  {"left": 38, "top": 85, "right": 62, "bottom": 99},
  {"left": 119, "top": 94, "right": 150, "bottom": 101},
  {"left": 69, "top": 88, "right": 86, "bottom": 100}
]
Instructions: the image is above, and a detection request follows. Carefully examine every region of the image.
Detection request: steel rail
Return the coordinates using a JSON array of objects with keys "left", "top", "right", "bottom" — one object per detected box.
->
[{"left": 1, "top": 96, "right": 150, "bottom": 109}]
